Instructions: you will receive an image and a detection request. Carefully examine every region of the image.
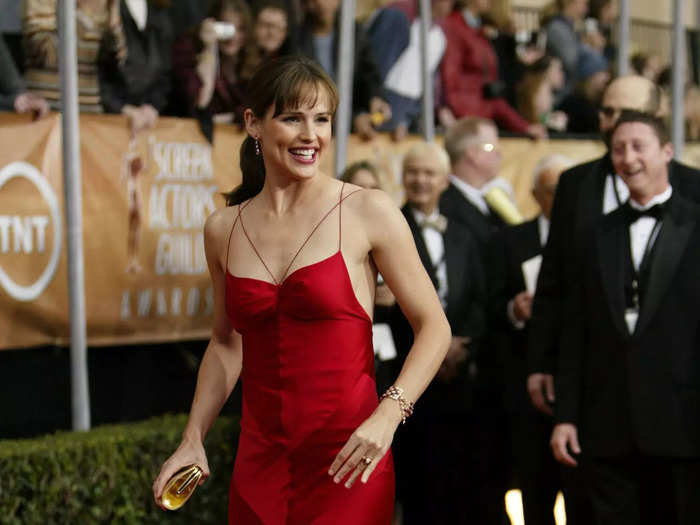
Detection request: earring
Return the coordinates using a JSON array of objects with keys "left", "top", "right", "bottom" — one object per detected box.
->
[{"left": 254, "top": 138, "right": 261, "bottom": 156}]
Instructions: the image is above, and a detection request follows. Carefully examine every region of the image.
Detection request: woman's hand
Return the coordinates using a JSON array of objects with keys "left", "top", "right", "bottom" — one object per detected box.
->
[
  {"left": 152, "top": 438, "right": 210, "bottom": 510},
  {"left": 199, "top": 18, "right": 219, "bottom": 47},
  {"left": 328, "top": 399, "right": 402, "bottom": 489}
]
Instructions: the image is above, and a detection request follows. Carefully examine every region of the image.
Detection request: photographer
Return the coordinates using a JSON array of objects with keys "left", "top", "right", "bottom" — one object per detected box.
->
[{"left": 172, "top": 0, "right": 255, "bottom": 136}]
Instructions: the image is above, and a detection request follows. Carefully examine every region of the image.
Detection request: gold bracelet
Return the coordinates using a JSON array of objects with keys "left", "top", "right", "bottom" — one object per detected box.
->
[{"left": 380, "top": 385, "right": 414, "bottom": 424}]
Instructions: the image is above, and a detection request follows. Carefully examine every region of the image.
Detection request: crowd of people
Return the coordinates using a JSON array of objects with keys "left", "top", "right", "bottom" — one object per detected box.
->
[
  {"left": 343, "top": 73, "right": 699, "bottom": 525},
  {"left": 3, "top": 0, "right": 700, "bottom": 141}
]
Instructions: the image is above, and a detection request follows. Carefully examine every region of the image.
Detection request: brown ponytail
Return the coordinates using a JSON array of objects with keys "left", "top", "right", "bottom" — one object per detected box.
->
[
  {"left": 225, "top": 136, "right": 265, "bottom": 205},
  {"left": 223, "top": 55, "right": 339, "bottom": 206}
]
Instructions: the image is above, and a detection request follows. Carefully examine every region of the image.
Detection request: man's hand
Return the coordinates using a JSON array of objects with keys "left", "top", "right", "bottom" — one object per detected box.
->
[
  {"left": 526, "top": 123, "right": 548, "bottom": 140},
  {"left": 512, "top": 291, "right": 533, "bottom": 322},
  {"left": 123, "top": 104, "right": 158, "bottom": 137},
  {"left": 437, "top": 336, "right": 469, "bottom": 382},
  {"left": 14, "top": 93, "right": 49, "bottom": 120},
  {"left": 527, "top": 373, "right": 555, "bottom": 415},
  {"left": 551, "top": 423, "right": 581, "bottom": 467},
  {"left": 353, "top": 113, "right": 377, "bottom": 141}
]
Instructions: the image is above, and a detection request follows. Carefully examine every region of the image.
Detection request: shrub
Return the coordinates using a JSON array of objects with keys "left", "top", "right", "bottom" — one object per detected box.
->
[{"left": 0, "top": 414, "right": 239, "bottom": 524}]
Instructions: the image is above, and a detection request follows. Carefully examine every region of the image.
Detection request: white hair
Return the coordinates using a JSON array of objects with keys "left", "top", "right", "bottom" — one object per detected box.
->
[{"left": 532, "top": 154, "right": 575, "bottom": 190}]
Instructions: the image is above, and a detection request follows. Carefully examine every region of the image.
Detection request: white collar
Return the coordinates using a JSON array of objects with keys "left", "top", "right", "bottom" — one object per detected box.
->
[
  {"left": 449, "top": 174, "right": 489, "bottom": 215},
  {"left": 537, "top": 215, "right": 550, "bottom": 246},
  {"left": 628, "top": 186, "right": 673, "bottom": 210},
  {"left": 411, "top": 206, "right": 440, "bottom": 223}
]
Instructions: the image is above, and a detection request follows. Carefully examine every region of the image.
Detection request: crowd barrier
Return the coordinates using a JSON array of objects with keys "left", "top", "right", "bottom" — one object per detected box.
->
[{"left": 2, "top": 112, "right": 699, "bottom": 350}]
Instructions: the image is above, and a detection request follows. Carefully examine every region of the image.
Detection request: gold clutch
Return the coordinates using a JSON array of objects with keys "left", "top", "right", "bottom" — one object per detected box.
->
[{"left": 161, "top": 464, "right": 203, "bottom": 511}]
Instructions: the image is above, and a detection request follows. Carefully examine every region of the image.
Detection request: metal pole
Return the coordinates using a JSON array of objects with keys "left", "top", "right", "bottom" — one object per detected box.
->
[
  {"left": 334, "top": 0, "right": 355, "bottom": 177},
  {"left": 671, "top": 0, "right": 685, "bottom": 158},
  {"left": 419, "top": 0, "right": 434, "bottom": 141},
  {"left": 617, "top": 0, "right": 630, "bottom": 76},
  {"left": 58, "top": 0, "right": 90, "bottom": 430}
]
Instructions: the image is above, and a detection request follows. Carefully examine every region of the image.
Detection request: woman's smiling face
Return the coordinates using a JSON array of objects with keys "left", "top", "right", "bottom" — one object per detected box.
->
[{"left": 250, "top": 84, "right": 334, "bottom": 181}]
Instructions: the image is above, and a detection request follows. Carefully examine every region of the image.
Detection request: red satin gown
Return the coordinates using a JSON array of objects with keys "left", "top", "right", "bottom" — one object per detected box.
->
[{"left": 224, "top": 185, "right": 395, "bottom": 524}]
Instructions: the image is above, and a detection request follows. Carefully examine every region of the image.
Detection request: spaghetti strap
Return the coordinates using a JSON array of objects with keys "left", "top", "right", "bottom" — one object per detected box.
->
[
  {"left": 236, "top": 187, "right": 363, "bottom": 285},
  {"left": 225, "top": 204, "right": 246, "bottom": 273}
]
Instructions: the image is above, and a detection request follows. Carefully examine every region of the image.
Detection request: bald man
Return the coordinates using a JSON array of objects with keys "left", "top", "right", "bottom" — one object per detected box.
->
[
  {"left": 526, "top": 75, "right": 700, "bottom": 525},
  {"left": 488, "top": 155, "right": 570, "bottom": 525}
]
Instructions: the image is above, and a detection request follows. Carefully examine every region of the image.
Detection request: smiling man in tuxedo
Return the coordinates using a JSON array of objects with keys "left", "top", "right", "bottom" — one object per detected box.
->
[
  {"left": 551, "top": 112, "right": 700, "bottom": 525},
  {"left": 527, "top": 75, "right": 700, "bottom": 412}
]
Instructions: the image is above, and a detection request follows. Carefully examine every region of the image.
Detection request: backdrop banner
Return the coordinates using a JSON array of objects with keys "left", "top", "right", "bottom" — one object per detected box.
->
[{"left": 2, "top": 112, "right": 697, "bottom": 350}]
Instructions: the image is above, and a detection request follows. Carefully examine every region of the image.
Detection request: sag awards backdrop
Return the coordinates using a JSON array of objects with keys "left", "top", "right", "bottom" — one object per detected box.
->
[{"left": 3, "top": 111, "right": 698, "bottom": 350}]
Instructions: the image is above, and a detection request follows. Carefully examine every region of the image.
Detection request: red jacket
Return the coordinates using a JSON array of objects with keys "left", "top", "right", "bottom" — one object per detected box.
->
[{"left": 440, "top": 11, "right": 529, "bottom": 133}]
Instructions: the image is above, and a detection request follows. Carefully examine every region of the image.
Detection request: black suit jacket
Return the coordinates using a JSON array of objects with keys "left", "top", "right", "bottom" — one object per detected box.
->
[
  {"left": 391, "top": 205, "right": 486, "bottom": 414},
  {"left": 556, "top": 194, "right": 700, "bottom": 458},
  {"left": 487, "top": 218, "right": 541, "bottom": 412},
  {"left": 98, "top": 0, "right": 174, "bottom": 113},
  {"left": 528, "top": 154, "right": 700, "bottom": 374},
  {"left": 439, "top": 182, "right": 507, "bottom": 252}
]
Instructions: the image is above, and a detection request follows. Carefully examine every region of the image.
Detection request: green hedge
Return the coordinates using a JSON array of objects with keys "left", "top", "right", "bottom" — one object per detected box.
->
[{"left": 0, "top": 414, "right": 239, "bottom": 524}]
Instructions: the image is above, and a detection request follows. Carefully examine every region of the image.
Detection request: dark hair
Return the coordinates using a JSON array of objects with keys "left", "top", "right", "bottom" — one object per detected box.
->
[
  {"left": 612, "top": 110, "right": 670, "bottom": 145},
  {"left": 224, "top": 55, "right": 339, "bottom": 206},
  {"left": 340, "top": 160, "right": 380, "bottom": 185}
]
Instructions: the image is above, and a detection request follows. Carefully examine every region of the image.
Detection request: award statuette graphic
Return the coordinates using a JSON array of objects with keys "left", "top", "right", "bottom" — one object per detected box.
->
[
  {"left": 161, "top": 464, "right": 204, "bottom": 510},
  {"left": 0, "top": 161, "right": 62, "bottom": 302},
  {"left": 122, "top": 137, "right": 152, "bottom": 274}
]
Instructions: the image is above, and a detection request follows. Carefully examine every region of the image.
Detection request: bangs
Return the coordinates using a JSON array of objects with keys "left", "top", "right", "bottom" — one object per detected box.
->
[{"left": 269, "top": 70, "right": 338, "bottom": 117}]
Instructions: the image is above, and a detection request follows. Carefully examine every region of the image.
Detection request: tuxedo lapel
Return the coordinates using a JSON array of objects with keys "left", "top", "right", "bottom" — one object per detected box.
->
[
  {"left": 635, "top": 198, "right": 695, "bottom": 334},
  {"left": 596, "top": 213, "right": 629, "bottom": 337},
  {"left": 401, "top": 205, "right": 439, "bottom": 287},
  {"left": 443, "top": 221, "right": 464, "bottom": 317}
]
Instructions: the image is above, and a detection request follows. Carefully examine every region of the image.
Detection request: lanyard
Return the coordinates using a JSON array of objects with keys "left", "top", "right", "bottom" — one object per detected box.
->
[{"left": 629, "top": 219, "right": 663, "bottom": 310}]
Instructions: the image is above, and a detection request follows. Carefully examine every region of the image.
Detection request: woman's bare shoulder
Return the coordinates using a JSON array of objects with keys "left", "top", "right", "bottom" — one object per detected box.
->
[
  {"left": 204, "top": 206, "right": 239, "bottom": 243},
  {"left": 343, "top": 186, "right": 402, "bottom": 222}
]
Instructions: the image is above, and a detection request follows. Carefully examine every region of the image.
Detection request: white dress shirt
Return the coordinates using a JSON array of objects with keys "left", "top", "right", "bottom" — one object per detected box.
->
[
  {"left": 603, "top": 173, "right": 630, "bottom": 214},
  {"left": 449, "top": 174, "right": 490, "bottom": 215},
  {"left": 624, "top": 186, "right": 672, "bottom": 333},
  {"left": 125, "top": 0, "right": 148, "bottom": 31},
  {"left": 412, "top": 207, "right": 448, "bottom": 308},
  {"left": 627, "top": 186, "right": 672, "bottom": 270}
]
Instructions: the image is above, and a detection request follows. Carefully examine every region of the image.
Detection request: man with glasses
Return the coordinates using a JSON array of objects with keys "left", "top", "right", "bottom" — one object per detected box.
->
[
  {"left": 526, "top": 75, "right": 700, "bottom": 524},
  {"left": 439, "top": 115, "right": 513, "bottom": 524},
  {"left": 440, "top": 116, "right": 512, "bottom": 253}
]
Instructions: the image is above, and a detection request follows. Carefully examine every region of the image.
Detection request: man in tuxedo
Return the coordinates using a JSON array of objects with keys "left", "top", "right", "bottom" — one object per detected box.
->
[
  {"left": 488, "top": 155, "right": 571, "bottom": 525},
  {"left": 551, "top": 111, "right": 700, "bottom": 525},
  {"left": 439, "top": 116, "right": 509, "bottom": 252},
  {"left": 527, "top": 75, "right": 700, "bottom": 412},
  {"left": 391, "top": 141, "right": 488, "bottom": 525}
]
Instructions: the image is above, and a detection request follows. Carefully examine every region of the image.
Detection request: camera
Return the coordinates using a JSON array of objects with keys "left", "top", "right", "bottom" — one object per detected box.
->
[{"left": 213, "top": 22, "right": 236, "bottom": 40}]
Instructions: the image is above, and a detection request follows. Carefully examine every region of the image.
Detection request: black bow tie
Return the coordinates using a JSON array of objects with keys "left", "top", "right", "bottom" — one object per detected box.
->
[{"left": 623, "top": 201, "right": 666, "bottom": 223}]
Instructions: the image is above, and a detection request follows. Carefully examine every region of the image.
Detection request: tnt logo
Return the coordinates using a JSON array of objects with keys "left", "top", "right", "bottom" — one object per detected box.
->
[{"left": 0, "top": 162, "right": 62, "bottom": 301}]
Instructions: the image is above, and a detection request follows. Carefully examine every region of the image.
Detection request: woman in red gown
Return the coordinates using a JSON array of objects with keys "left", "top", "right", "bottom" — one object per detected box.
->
[{"left": 153, "top": 55, "right": 451, "bottom": 524}]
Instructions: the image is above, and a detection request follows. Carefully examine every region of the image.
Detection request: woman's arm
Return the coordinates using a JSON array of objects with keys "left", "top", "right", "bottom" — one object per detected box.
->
[
  {"left": 365, "top": 191, "right": 451, "bottom": 408},
  {"left": 152, "top": 209, "right": 242, "bottom": 507},
  {"left": 329, "top": 190, "right": 451, "bottom": 487}
]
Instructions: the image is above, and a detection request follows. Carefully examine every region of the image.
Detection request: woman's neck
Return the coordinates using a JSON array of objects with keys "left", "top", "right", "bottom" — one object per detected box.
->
[{"left": 258, "top": 172, "right": 327, "bottom": 216}]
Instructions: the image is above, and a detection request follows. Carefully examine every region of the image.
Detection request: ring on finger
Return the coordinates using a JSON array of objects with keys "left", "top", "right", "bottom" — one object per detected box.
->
[{"left": 360, "top": 456, "right": 373, "bottom": 467}]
